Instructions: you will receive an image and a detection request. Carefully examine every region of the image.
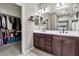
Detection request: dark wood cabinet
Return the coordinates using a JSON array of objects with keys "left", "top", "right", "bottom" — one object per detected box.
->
[
  {"left": 33, "top": 33, "right": 45, "bottom": 50},
  {"left": 45, "top": 35, "right": 52, "bottom": 53},
  {"left": 33, "top": 33, "right": 79, "bottom": 56},
  {"left": 52, "top": 36, "right": 62, "bottom": 56},
  {"left": 75, "top": 38, "right": 79, "bottom": 56},
  {"left": 33, "top": 36, "right": 39, "bottom": 48},
  {"left": 33, "top": 33, "right": 39, "bottom": 48},
  {"left": 38, "top": 34, "right": 45, "bottom": 50},
  {"left": 62, "top": 37, "right": 75, "bottom": 56}
]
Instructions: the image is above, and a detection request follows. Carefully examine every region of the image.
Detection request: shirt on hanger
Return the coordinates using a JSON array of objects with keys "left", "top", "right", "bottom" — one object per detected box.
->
[{"left": 2, "top": 16, "right": 6, "bottom": 28}]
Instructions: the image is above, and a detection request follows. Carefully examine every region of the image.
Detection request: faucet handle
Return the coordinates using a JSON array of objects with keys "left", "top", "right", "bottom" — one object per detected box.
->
[
  {"left": 60, "top": 32, "right": 61, "bottom": 33},
  {"left": 65, "top": 31, "right": 67, "bottom": 34}
]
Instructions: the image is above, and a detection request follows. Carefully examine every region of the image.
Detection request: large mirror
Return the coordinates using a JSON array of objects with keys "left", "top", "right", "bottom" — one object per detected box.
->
[
  {"left": 55, "top": 3, "right": 79, "bottom": 31},
  {"left": 33, "top": 3, "right": 79, "bottom": 31}
]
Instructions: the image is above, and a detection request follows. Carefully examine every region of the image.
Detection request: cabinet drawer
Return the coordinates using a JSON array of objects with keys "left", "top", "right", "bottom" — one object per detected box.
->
[
  {"left": 45, "top": 38, "right": 52, "bottom": 42},
  {"left": 45, "top": 45, "right": 51, "bottom": 53},
  {"left": 45, "top": 35, "right": 52, "bottom": 43},
  {"left": 45, "top": 42, "right": 51, "bottom": 46}
]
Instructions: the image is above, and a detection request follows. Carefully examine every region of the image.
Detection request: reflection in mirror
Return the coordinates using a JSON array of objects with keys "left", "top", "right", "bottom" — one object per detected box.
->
[
  {"left": 34, "top": 16, "right": 39, "bottom": 25},
  {"left": 33, "top": 3, "right": 79, "bottom": 31},
  {"left": 55, "top": 3, "right": 78, "bottom": 31}
]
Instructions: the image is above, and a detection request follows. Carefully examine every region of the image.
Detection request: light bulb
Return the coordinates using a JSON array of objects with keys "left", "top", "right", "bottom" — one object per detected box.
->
[{"left": 56, "top": 3, "right": 60, "bottom": 7}]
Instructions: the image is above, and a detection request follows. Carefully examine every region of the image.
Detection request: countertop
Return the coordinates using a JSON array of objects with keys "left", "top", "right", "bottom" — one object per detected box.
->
[{"left": 33, "top": 30, "right": 79, "bottom": 37}]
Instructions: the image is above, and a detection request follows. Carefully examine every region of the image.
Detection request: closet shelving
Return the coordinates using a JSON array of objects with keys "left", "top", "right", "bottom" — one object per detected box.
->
[{"left": 0, "top": 13, "right": 21, "bottom": 47}]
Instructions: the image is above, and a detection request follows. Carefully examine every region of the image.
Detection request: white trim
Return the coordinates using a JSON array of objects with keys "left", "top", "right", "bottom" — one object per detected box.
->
[
  {"left": 21, "top": 5, "right": 26, "bottom": 54},
  {"left": 15, "top": 3, "right": 24, "bottom": 7},
  {"left": 23, "top": 47, "right": 34, "bottom": 54},
  {"left": 14, "top": 3, "right": 24, "bottom": 54}
]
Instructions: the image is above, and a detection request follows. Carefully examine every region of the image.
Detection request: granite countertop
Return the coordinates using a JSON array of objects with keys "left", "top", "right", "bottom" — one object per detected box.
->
[{"left": 33, "top": 30, "right": 79, "bottom": 37}]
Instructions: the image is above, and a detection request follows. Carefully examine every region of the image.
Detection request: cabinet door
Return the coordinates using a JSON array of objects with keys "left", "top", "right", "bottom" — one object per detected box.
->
[
  {"left": 33, "top": 36, "right": 39, "bottom": 48},
  {"left": 45, "top": 35, "right": 52, "bottom": 53},
  {"left": 38, "top": 34, "right": 45, "bottom": 50},
  {"left": 75, "top": 38, "right": 79, "bottom": 56},
  {"left": 52, "top": 36, "right": 62, "bottom": 56},
  {"left": 62, "top": 37, "right": 75, "bottom": 56}
]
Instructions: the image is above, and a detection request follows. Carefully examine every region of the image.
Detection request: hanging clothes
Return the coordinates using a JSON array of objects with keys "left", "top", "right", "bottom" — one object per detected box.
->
[
  {"left": 6, "top": 31, "right": 10, "bottom": 46},
  {"left": 12, "top": 17, "right": 16, "bottom": 30},
  {"left": 2, "top": 32, "right": 5, "bottom": 44},
  {"left": 7, "top": 16, "right": 13, "bottom": 30},
  {"left": 0, "top": 33, "right": 2, "bottom": 46},
  {"left": 12, "top": 17, "right": 21, "bottom": 31},
  {"left": 2, "top": 15, "right": 7, "bottom": 29},
  {"left": 0, "top": 33, "right": 3, "bottom": 46},
  {"left": 5, "top": 32, "right": 8, "bottom": 44},
  {"left": 0, "top": 14, "right": 2, "bottom": 29},
  {"left": 6, "top": 31, "right": 11, "bottom": 44},
  {"left": 2, "top": 16, "right": 6, "bottom": 28},
  {"left": 2, "top": 32, "right": 7, "bottom": 44},
  {"left": 19, "top": 18, "right": 21, "bottom": 31}
]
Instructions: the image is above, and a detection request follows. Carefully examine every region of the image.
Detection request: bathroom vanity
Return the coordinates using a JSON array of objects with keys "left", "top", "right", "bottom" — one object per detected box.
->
[{"left": 33, "top": 30, "right": 79, "bottom": 56}]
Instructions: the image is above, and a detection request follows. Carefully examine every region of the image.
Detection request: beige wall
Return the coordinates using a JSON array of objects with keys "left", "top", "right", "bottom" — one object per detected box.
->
[
  {"left": 21, "top": 3, "right": 39, "bottom": 53},
  {"left": 0, "top": 3, "right": 21, "bottom": 17}
]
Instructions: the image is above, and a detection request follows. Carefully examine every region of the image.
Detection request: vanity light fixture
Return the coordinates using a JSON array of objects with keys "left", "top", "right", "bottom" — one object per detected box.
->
[
  {"left": 55, "top": 3, "right": 67, "bottom": 10},
  {"left": 38, "top": 7, "right": 49, "bottom": 15},
  {"left": 56, "top": 3, "right": 60, "bottom": 7},
  {"left": 56, "top": 3, "right": 65, "bottom": 7},
  {"left": 55, "top": 5, "right": 67, "bottom": 10}
]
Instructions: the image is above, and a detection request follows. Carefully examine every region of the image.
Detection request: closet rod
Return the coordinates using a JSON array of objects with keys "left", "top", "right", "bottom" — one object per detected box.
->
[
  {"left": 0, "top": 27, "right": 21, "bottom": 33},
  {"left": 0, "top": 13, "right": 20, "bottom": 18}
]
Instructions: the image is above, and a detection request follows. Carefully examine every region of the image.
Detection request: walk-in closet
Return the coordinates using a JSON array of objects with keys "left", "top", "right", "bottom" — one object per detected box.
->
[{"left": 0, "top": 3, "right": 22, "bottom": 56}]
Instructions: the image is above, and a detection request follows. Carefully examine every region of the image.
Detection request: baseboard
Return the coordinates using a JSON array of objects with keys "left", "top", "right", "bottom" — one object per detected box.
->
[{"left": 23, "top": 47, "right": 34, "bottom": 54}]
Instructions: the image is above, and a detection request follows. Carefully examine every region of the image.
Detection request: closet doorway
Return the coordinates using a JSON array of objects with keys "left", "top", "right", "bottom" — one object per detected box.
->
[{"left": 0, "top": 3, "right": 22, "bottom": 56}]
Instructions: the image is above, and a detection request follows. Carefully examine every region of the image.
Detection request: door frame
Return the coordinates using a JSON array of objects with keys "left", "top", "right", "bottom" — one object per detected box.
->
[{"left": 14, "top": 3, "right": 25, "bottom": 54}]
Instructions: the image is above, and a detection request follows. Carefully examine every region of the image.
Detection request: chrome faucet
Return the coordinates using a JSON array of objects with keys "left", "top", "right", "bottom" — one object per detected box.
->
[{"left": 62, "top": 27, "right": 65, "bottom": 33}]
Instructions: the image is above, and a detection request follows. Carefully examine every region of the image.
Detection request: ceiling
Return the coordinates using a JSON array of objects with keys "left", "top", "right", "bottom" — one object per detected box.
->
[{"left": 38, "top": 3, "right": 78, "bottom": 16}]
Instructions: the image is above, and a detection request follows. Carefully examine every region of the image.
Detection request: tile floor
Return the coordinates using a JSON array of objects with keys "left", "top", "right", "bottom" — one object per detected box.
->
[
  {"left": 21, "top": 48, "right": 52, "bottom": 56},
  {"left": 0, "top": 42, "right": 53, "bottom": 56},
  {"left": 0, "top": 42, "right": 21, "bottom": 56}
]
